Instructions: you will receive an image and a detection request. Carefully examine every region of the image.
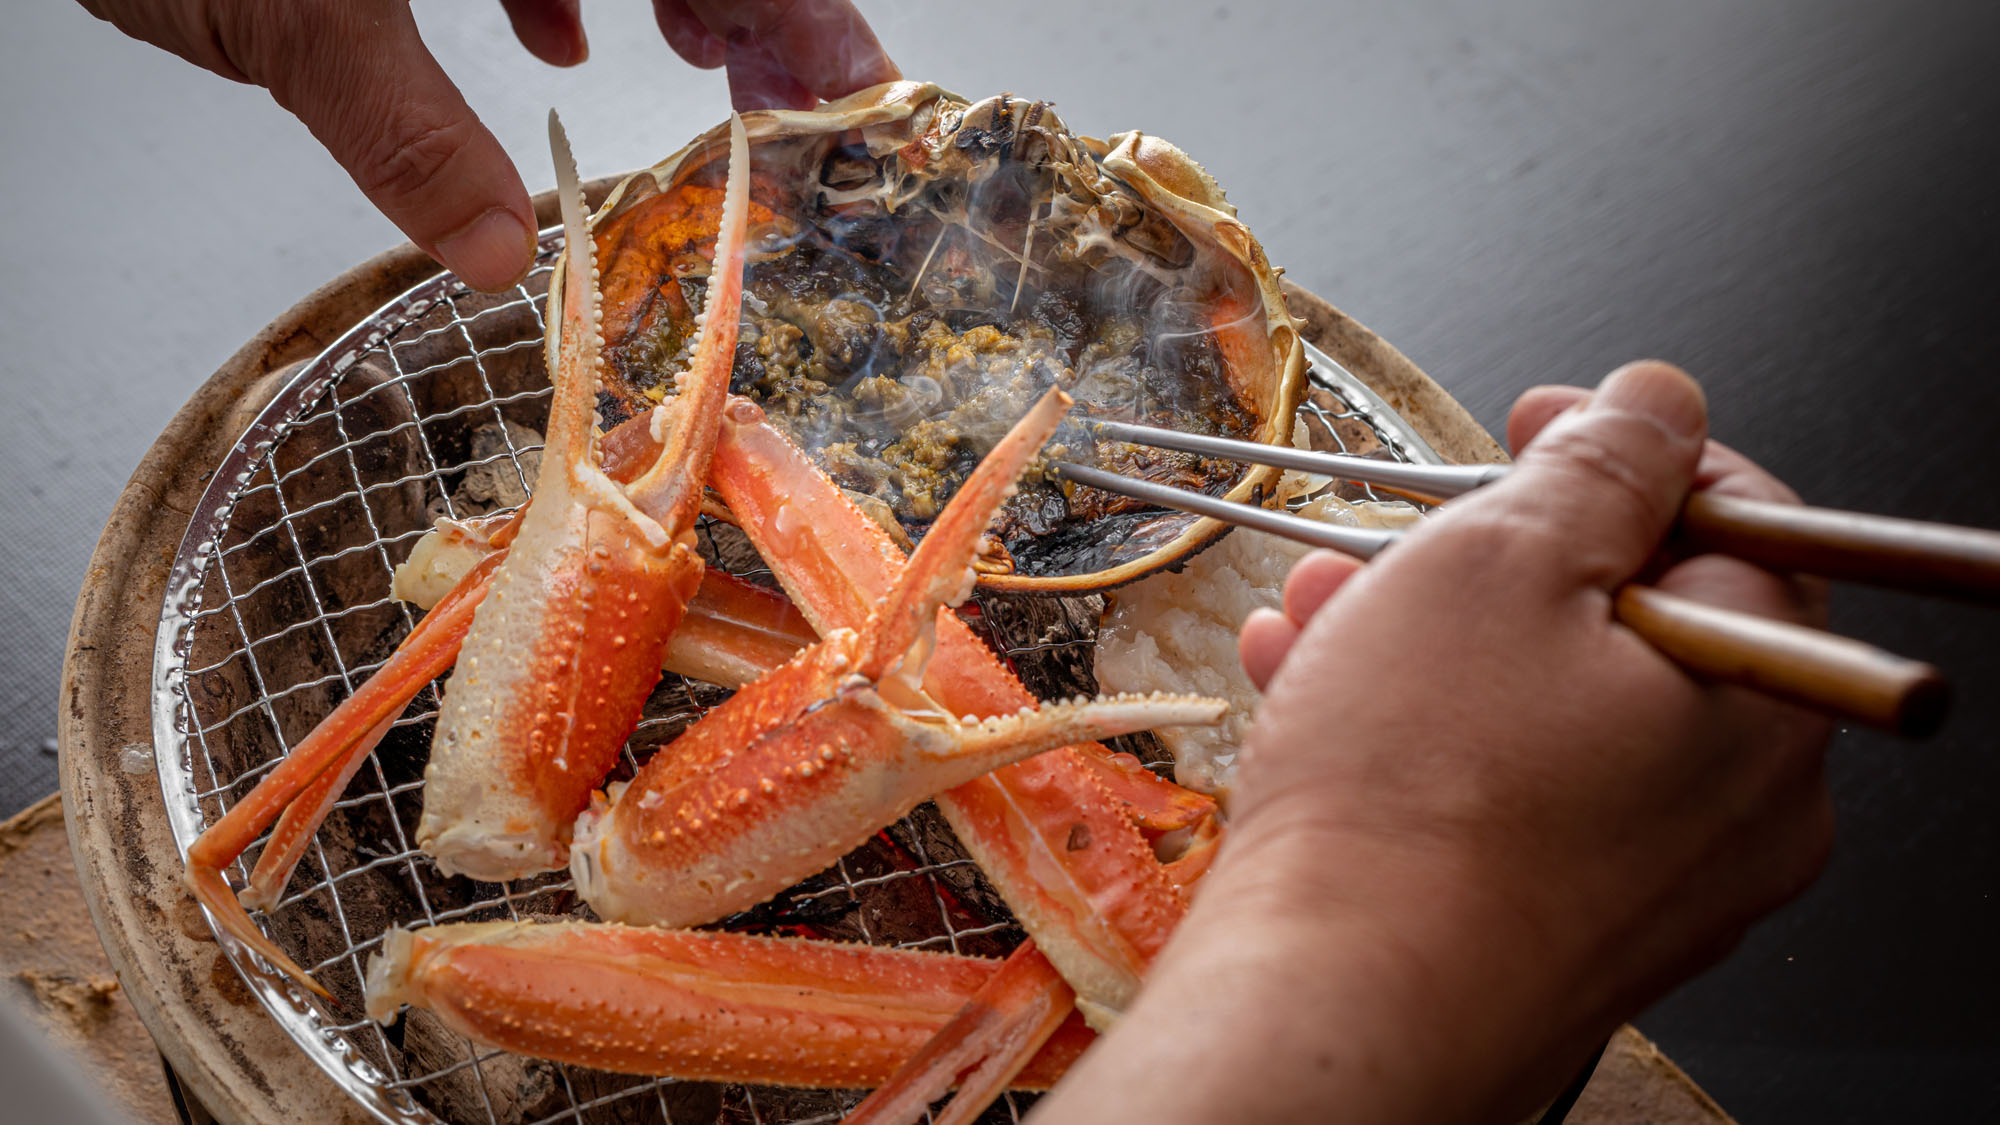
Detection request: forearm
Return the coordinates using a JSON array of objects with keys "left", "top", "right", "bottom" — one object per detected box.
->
[{"left": 1030, "top": 819, "right": 1602, "bottom": 1125}]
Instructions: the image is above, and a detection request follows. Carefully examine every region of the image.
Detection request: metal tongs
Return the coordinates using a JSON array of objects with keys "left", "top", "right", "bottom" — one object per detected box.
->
[{"left": 1059, "top": 419, "right": 2000, "bottom": 737}]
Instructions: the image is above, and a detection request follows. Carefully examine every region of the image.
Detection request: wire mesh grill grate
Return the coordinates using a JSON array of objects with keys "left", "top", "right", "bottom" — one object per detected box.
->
[{"left": 151, "top": 229, "right": 1434, "bottom": 1125}]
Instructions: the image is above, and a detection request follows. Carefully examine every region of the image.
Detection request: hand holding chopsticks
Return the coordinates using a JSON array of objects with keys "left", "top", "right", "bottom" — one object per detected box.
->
[
  {"left": 1063, "top": 380, "right": 1994, "bottom": 737},
  {"left": 1082, "top": 417, "right": 2000, "bottom": 606}
]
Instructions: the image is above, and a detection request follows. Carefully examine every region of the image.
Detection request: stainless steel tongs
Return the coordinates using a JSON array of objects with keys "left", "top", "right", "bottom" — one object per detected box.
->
[{"left": 1057, "top": 419, "right": 2000, "bottom": 736}]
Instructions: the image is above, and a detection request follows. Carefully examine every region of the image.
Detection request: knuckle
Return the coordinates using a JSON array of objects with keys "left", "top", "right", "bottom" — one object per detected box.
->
[
  {"left": 1429, "top": 504, "right": 1549, "bottom": 568},
  {"left": 1404, "top": 502, "right": 1588, "bottom": 610},
  {"left": 1528, "top": 424, "right": 1679, "bottom": 532},
  {"left": 1424, "top": 483, "right": 1593, "bottom": 581},
  {"left": 352, "top": 112, "right": 476, "bottom": 205}
]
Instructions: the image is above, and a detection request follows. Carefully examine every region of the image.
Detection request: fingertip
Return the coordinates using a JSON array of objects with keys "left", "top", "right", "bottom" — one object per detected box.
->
[
  {"left": 1281, "top": 550, "right": 1363, "bottom": 625},
  {"left": 709, "top": 0, "right": 899, "bottom": 101},
  {"left": 1506, "top": 385, "right": 1590, "bottom": 455},
  {"left": 1239, "top": 608, "right": 1299, "bottom": 693},
  {"left": 725, "top": 33, "right": 817, "bottom": 110},
  {"left": 434, "top": 206, "right": 536, "bottom": 292},
  {"left": 268, "top": 4, "right": 538, "bottom": 293},
  {"left": 1482, "top": 360, "right": 1712, "bottom": 591},
  {"left": 1592, "top": 360, "right": 1707, "bottom": 444},
  {"left": 654, "top": 0, "right": 726, "bottom": 68},
  {"left": 502, "top": 0, "right": 589, "bottom": 67}
]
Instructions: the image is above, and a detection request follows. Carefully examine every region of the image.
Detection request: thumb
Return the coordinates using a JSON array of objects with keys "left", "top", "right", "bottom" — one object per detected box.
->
[
  {"left": 1505, "top": 384, "right": 1591, "bottom": 455},
  {"left": 1478, "top": 361, "right": 1708, "bottom": 591},
  {"left": 263, "top": 4, "right": 537, "bottom": 291},
  {"left": 499, "top": 0, "right": 589, "bottom": 66}
]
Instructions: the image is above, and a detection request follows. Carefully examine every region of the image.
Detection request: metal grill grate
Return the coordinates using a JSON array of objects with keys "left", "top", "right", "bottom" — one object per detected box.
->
[{"left": 151, "top": 229, "right": 1438, "bottom": 1125}]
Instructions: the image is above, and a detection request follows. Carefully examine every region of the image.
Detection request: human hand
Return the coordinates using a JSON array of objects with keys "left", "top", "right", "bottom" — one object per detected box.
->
[
  {"left": 79, "top": 0, "right": 897, "bottom": 291},
  {"left": 1036, "top": 361, "right": 1834, "bottom": 1124}
]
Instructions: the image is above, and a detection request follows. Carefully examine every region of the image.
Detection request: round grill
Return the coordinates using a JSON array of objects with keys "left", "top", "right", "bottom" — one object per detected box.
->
[{"left": 150, "top": 229, "right": 1439, "bottom": 1125}]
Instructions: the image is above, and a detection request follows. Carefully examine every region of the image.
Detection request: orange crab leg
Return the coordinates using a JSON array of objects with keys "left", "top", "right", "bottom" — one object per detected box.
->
[
  {"left": 225, "top": 559, "right": 799, "bottom": 895},
  {"left": 414, "top": 111, "right": 750, "bottom": 882},
  {"left": 710, "top": 403, "right": 1213, "bottom": 1024},
  {"left": 570, "top": 390, "right": 1226, "bottom": 929},
  {"left": 364, "top": 922, "right": 1092, "bottom": 1089},
  {"left": 232, "top": 565, "right": 810, "bottom": 914},
  {"left": 239, "top": 711, "right": 396, "bottom": 912},
  {"left": 403, "top": 519, "right": 817, "bottom": 694},
  {"left": 704, "top": 398, "right": 1232, "bottom": 1117},
  {"left": 186, "top": 112, "right": 759, "bottom": 986},
  {"left": 183, "top": 549, "right": 505, "bottom": 991}
]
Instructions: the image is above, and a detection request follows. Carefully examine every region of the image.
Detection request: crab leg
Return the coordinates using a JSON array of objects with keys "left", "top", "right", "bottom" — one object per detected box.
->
[
  {"left": 184, "top": 112, "right": 756, "bottom": 987},
  {"left": 404, "top": 525, "right": 817, "bottom": 694},
  {"left": 234, "top": 564, "right": 808, "bottom": 914},
  {"left": 183, "top": 549, "right": 506, "bottom": 991},
  {"left": 233, "top": 551, "right": 804, "bottom": 899},
  {"left": 696, "top": 392, "right": 1245, "bottom": 1119},
  {"left": 709, "top": 403, "right": 1216, "bottom": 1025},
  {"left": 363, "top": 922, "right": 1092, "bottom": 1089},
  {"left": 238, "top": 711, "right": 396, "bottom": 912},
  {"left": 415, "top": 110, "right": 749, "bottom": 882},
  {"left": 569, "top": 389, "right": 1227, "bottom": 928}
]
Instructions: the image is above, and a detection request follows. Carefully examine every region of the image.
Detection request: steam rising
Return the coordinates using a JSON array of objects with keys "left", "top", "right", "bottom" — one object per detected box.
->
[{"left": 606, "top": 94, "right": 1266, "bottom": 577}]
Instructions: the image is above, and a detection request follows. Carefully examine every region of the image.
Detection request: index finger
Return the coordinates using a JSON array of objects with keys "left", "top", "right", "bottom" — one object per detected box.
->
[
  {"left": 1510, "top": 383, "right": 1825, "bottom": 622},
  {"left": 685, "top": 0, "right": 901, "bottom": 100},
  {"left": 265, "top": 4, "right": 537, "bottom": 292}
]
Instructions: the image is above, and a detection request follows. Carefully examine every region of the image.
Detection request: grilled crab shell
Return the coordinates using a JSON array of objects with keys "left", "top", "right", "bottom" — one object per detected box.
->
[{"left": 564, "top": 81, "right": 1306, "bottom": 594}]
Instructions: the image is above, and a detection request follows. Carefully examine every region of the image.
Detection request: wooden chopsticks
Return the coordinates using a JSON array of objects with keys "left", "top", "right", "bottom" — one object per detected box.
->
[{"left": 1059, "top": 421, "right": 1998, "bottom": 737}]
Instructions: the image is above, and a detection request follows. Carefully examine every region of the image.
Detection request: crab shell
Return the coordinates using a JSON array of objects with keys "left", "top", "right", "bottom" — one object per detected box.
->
[{"left": 561, "top": 81, "right": 1306, "bottom": 594}]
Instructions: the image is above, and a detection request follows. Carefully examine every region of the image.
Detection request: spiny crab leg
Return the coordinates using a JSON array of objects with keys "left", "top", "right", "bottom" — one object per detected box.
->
[
  {"left": 182, "top": 110, "right": 756, "bottom": 989},
  {"left": 239, "top": 563, "right": 809, "bottom": 911},
  {"left": 704, "top": 393, "right": 1230, "bottom": 1115},
  {"left": 233, "top": 540, "right": 805, "bottom": 908},
  {"left": 183, "top": 549, "right": 506, "bottom": 992},
  {"left": 414, "top": 109, "right": 749, "bottom": 882},
  {"left": 363, "top": 921, "right": 1092, "bottom": 1089},
  {"left": 569, "top": 388, "right": 1227, "bottom": 928},
  {"left": 709, "top": 401, "right": 1219, "bottom": 1020},
  {"left": 400, "top": 516, "right": 816, "bottom": 694}
]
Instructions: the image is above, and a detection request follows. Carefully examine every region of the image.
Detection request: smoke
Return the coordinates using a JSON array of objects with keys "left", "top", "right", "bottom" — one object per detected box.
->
[{"left": 701, "top": 91, "right": 1261, "bottom": 548}]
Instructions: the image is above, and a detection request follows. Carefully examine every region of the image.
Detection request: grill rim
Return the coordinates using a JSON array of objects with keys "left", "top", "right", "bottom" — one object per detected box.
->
[
  {"left": 56, "top": 172, "right": 1498, "bottom": 1119},
  {"left": 152, "top": 226, "right": 1446, "bottom": 1124}
]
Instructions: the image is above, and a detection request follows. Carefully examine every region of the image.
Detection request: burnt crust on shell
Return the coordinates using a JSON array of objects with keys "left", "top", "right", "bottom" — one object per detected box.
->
[{"left": 553, "top": 82, "right": 1306, "bottom": 595}]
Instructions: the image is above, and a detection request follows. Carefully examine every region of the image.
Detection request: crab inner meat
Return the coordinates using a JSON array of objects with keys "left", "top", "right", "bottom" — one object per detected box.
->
[{"left": 593, "top": 99, "right": 1269, "bottom": 579}]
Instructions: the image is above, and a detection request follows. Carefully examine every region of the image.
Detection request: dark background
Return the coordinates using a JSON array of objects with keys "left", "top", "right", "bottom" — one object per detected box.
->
[{"left": 4, "top": 1, "right": 1995, "bottom": 1119}]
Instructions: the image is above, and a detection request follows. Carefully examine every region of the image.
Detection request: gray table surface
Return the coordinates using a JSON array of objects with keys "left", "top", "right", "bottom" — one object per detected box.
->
[{"left": 6, "top": 1, "right": 1995, "bottom": 1120}]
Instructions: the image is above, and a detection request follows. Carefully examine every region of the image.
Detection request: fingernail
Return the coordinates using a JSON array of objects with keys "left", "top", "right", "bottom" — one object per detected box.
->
[
  {"left": 435, "top": 209, "right": 534, "bottom": 292},
  {"left": 1594, "top": 361, "right": 1707, "bottom": 441}
]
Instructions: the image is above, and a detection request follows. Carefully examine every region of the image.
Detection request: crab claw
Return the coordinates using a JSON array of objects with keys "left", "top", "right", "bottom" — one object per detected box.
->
[
  {"left": 415, "top": 111, "right": 751, "bottom": 881},
  {"left": 569, "top": 387, "right": 1229, "bottom": 928}
]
